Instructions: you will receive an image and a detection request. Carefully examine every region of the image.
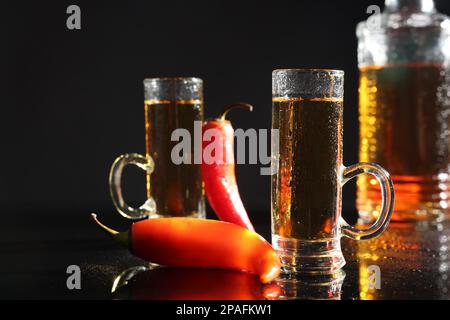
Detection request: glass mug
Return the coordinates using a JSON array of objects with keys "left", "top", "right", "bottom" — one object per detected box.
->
[
  {"left": 109, "top": 77, "right": 205, "bottom": 219},
  {"left": 271, "top": 69, "right": 395, "bottom": 274}
]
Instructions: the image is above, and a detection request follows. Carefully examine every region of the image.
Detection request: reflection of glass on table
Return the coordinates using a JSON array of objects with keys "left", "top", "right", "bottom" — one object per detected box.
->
[{"left": 275, "top": 271, "right": 345, "bottom": 300}]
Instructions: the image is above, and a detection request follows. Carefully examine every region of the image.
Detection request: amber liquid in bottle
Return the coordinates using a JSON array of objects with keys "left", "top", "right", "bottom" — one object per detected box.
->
[
  {"left": 144, "top": 99, "right": 204, "bottom": 217},
  {"left": 357, "top": 63, "right": 450, "bottom": 221}
]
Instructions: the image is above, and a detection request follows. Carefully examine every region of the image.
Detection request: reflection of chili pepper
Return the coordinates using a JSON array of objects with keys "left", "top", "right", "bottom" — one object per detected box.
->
[
  {"left": 202, "top": 103, "right": 255, "bottom": 231},
  {"left": 113, "top": 267, "right": 283, "bottom": 300},
  {"left": 91, "top": 214, "right": 280, "bottom": 283}
]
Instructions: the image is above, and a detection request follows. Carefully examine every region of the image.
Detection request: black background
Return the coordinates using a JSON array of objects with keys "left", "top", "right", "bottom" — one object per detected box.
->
[{"left": 3, "top": 0, "right": 450, "bottom": 230}]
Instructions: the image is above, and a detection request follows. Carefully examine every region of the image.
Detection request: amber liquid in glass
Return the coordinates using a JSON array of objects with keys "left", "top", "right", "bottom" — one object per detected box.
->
[
  {"left": 358, "top": 63, "right": 450, "bottom": 221},
  {"left": 144, "top": 99, "right": 204, "bottom": 217},
  {"left": 272, "top": 97, "right": 343, "bottom": 240}
]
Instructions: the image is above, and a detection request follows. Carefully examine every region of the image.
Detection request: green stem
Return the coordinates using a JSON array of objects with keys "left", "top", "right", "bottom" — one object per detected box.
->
[
  {"left": 91, "top": 213, "right": 130, "bottom": 248},
  {"left": 220, "top": 103, "right": 253, "bottom": 121}
]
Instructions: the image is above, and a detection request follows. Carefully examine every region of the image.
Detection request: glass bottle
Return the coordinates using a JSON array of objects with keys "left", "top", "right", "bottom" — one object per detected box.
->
[{"left": 356, "top": 0, "right": 450, "bottom": 222}]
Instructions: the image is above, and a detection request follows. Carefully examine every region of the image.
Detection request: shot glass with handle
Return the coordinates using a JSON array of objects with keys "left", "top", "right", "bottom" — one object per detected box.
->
[
  {"left": 109, "top": 77, "right": 205, "bottom": 220},
  {"left": 271, "top": 69, "right": 394, "bottom": 274}
]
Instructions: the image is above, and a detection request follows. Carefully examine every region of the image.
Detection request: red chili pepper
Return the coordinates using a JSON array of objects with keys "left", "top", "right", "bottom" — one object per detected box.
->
[
  {"left": 202, "top": 103, "right": 255, "bottom": 231},
  {"left": 91, "top": 214, "right": 281, "bottom": 283}
]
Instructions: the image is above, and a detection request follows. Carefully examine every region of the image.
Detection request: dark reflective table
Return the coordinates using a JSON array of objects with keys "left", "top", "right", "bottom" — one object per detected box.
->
[{"left": 1, "top": 211, "right": 449, "bottom": 300}]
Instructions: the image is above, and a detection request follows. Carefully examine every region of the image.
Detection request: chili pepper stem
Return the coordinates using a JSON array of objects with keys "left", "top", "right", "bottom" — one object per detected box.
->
[
  {"left": 90, "top": 213, "right": 130, "bottom": 248},
  {"left": 220, "top": 103, "right": 253, "bottom": 121}
]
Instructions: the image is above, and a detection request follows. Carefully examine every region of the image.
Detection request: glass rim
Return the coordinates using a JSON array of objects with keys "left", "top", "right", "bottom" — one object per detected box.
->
[
  {"left": 272, "top": 68, "right": 344, "bottom": 76},
  {"left": 272, "top": 68, "right": 344, "bottom": 98},
  {"left": 143, "top": 77, "right": 203, "bottom": 84}
]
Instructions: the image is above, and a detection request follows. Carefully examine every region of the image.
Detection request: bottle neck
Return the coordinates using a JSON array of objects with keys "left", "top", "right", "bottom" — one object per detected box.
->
[{"left": 385, "top": 0, "right": 435, "bottom": 13}]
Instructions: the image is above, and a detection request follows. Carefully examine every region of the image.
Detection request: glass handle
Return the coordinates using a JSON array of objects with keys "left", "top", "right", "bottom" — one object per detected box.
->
[
  {"left": 109, "top": 153, "right": 156, "bottom": 220},
  {"left": 340, "top": 162, "right": 395, "bottom": 240}
]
